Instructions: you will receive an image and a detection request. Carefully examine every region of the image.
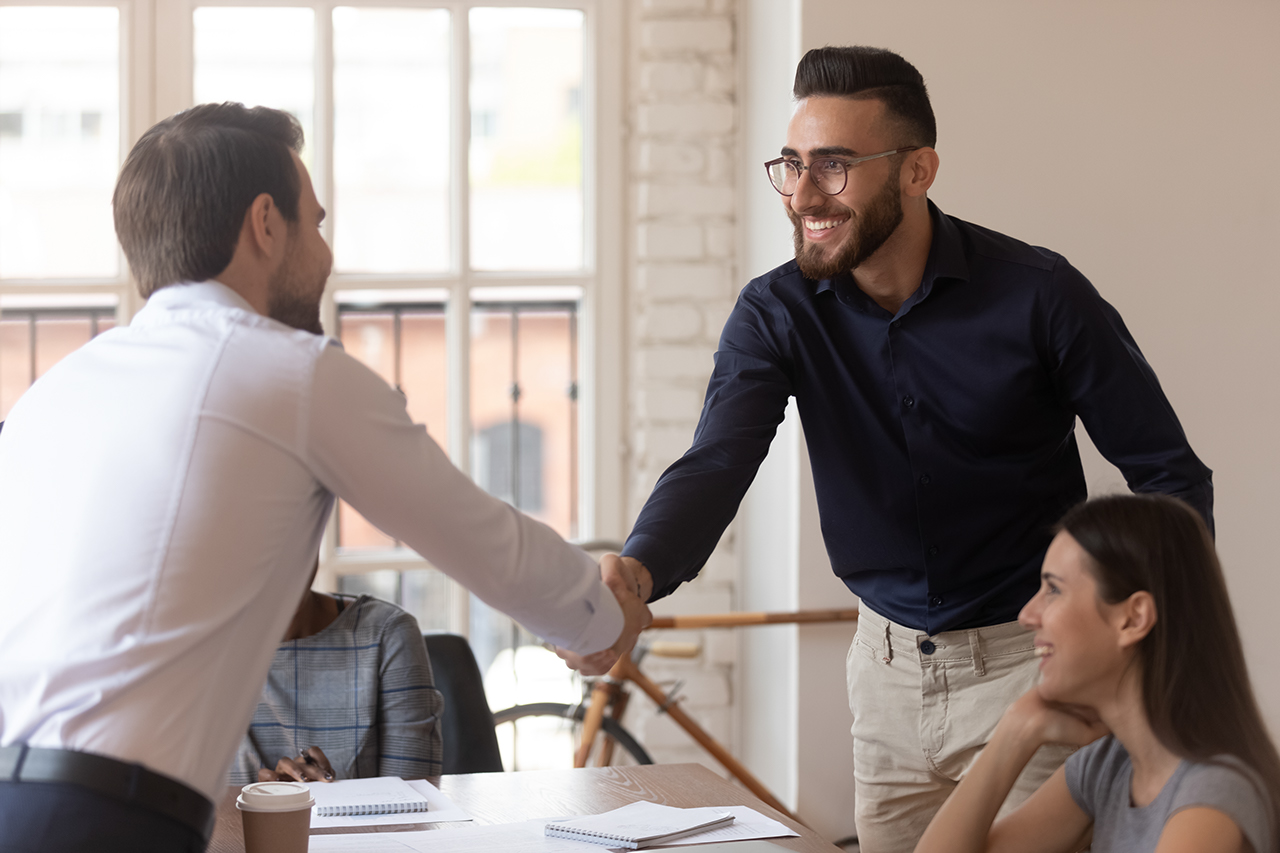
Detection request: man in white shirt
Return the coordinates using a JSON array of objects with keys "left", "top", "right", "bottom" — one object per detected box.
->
[{"left": 0, "top": 103, "right": 649, "bottom": 853}]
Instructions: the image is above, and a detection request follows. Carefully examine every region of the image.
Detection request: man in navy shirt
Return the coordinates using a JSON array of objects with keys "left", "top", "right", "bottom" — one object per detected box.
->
[{"left": 615, "top": 47, "right": 1211, "bottom": 852}]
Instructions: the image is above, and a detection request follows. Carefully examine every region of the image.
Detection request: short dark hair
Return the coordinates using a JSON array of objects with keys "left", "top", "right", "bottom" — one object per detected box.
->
[
  {"left": 792, "top": 46, "right": 936, "bottom": 149},
  {"left": 112, "top": 103, "right": 304, "bottom": 298}
]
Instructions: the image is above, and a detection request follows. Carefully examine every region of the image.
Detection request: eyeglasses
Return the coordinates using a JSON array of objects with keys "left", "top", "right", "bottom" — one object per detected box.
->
[{"left": 764, "top": 147, "right": 920, "bottom": 196}]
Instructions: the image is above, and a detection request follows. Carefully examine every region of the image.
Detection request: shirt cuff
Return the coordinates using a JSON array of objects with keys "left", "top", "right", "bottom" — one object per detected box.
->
[
  {"left": 621, "top": 532, "right": 678, "bottom": 602},
  {"left": 559, "top": 577, "right": 624, "bottom": 655}
]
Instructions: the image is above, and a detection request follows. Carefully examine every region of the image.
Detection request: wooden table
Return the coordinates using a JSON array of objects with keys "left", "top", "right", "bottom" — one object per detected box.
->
[{"left": 208, "top": 763, "right": 841, "bottom": 852}]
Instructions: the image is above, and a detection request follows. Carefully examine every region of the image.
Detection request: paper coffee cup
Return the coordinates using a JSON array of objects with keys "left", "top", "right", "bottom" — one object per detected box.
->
[{"left": 237, "top": 781, "right": 314, "bottom": 853}]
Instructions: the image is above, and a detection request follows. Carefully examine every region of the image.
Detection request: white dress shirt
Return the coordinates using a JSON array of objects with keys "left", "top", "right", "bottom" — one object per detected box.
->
[{"left": 0, "top": 281, "right": 622, "bottom": 801}]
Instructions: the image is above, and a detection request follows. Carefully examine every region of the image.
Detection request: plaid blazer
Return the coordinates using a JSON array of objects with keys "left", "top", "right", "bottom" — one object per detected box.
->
[{"left": 229, "top": 595, "right": 443, "bottom": 783}]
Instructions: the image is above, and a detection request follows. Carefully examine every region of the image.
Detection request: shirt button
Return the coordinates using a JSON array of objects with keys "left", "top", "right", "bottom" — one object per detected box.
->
[
  {"left": 929, "top": 595, "right": 943, "bottom": 607},
  {"left": 920, "top": 640, "right": 936, "bottom": 655},
  {"left": 927, "top": 545, "right": 939, "bottom": 557},
  {"left": 902, "top": 395, "right": 915, "bottom": 408},
  {"left": 919, "top": 474, "right": 931, "bottom": 485},
  {"left": 890, "top": 320, "right": 902, "bottom": 330}
]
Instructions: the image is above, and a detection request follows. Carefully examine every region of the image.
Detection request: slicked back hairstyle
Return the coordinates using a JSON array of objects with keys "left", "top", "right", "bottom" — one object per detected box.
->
[
  {"left": 112, "top": 102, "right": 304, "bottom": 298},
  {"left": 793, "top": 46, "right": 936, "bottom": 149},
  {"left": 1060, "top": 494, "right": 1280, "bottom": 847}
]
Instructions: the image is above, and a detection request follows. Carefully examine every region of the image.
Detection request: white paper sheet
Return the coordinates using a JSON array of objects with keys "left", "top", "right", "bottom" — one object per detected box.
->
[
  {"left": 655, "top": 805, "right": 799, "bottom": 845},
  {"left": 546, "top": 801, "right": 735, "bottom": 846},
  {"left": 309, "top": 819, "right": 602, "bottom": 852},
  {"left": 307, "top": 805, "right": 798, "bottom": 851},
  {"left": 310, "top": 779, "right": 472, "bottom": 829}
]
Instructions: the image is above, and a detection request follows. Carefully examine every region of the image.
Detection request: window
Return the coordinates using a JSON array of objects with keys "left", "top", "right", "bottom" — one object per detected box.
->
[
  {"left": 0, "top": 5, "right": 130, "bottom": 418},
  {"left": 474, "top": 421, "right": 546, "bottom": 515},
  {"left": 330, "top": 291, "right": 450, "bottom": 551},
  {"left": 469, "top": 295, "right": 580, "bottom": 532},
  {"left": 183, "top": 3, "right": 603, "bottom": 678},
  {"left": 0, "top": 6, "right": 123, "bottom": 281},
  {"left": 0, "top": 296, "right": 118, "bottom": 417},
  {"left": 0, "top": 0, "right": 624, "bottom": 690}
]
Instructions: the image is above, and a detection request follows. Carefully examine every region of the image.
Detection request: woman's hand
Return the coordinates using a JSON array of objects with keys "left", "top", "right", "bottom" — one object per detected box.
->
[
  {"left": 914, "top": 689, "right": 1102, "bottom": 853},
  {"left": 257, "top": 745, "right": 336, "bottom": 783},
  {"left": 1001, "top": 689, "right": 1110, "bottom": 750}
]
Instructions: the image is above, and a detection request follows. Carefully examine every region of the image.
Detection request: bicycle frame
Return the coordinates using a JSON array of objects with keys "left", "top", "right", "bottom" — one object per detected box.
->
[{"left": 574, "top": 608, "right": 859, "bottom": 821}]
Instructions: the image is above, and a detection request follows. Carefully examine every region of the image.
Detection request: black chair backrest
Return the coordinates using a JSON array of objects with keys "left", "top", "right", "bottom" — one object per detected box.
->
[{"left": 423, "top": 633, "right": 504, "bottom": 774}]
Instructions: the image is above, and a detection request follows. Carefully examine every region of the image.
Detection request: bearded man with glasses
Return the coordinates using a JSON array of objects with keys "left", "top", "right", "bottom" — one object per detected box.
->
[{"left": 612, "top": 46, "right": 1212, "bottom": 853}]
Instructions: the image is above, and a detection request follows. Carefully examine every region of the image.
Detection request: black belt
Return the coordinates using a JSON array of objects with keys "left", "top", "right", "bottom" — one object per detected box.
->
[{"left": 0, "top": 744, "right": 215, "bottom": 841}]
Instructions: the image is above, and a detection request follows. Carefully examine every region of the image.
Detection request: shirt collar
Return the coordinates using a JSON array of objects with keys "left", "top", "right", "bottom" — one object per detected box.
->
[
  {"left": 919, "top": 199, "right": 970, "bottom": 291},
  {"left": 136, "top": 280, "right": 259, "bottom": 319},
  {"left": 136, "top": 281, "right": 340, "bottom": 349},
  {"left": 812, "top": 200, "right": 971, "bottom": 314}
]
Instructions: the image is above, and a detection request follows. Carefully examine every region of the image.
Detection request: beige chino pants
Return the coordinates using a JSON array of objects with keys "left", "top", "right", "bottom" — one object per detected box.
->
[{"left": 846, "top": 605, "right": 1073, "bottom": 853}]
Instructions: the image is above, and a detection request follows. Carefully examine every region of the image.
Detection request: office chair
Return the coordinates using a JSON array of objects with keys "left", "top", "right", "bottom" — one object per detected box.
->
[{"left": 422, "top": 633, "right": 504, "bottom": 773}]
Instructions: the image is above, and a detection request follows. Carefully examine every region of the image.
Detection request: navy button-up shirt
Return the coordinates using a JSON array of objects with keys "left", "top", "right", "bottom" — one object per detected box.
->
[{"left": 623, "top": 203, "right": 1212, "bottom": 633}]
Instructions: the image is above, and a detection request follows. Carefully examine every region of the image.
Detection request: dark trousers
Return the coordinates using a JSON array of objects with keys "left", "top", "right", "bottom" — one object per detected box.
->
[{"left": 0, "top": 779, "right": 207, "bottom": 853}]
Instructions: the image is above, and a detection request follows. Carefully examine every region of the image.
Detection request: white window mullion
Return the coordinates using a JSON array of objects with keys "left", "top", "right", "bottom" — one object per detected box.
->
[
  {"left": 314, "top": 0, "right": 333, "bottom": 228},
  {"left": 118, "top": 0, "right": 147, "bottom": 322},
  {"left": 581, "top": 0, "right": 623, "bottom": 544},
  {"left": 315, "top": 0, "right": 337, "bottom": 586},
  {"left": 446, "top": 1, "right": 470, "bottom": 473},
  {"left": 152, "top": 0, "right": 191, "bottom": 120},
  {"left": 445, "top": 1, "right": 472, "bottom": 636}
]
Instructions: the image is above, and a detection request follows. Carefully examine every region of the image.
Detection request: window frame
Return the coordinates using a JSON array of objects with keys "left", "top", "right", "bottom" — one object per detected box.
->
[
  {"left": 0, "top": 0, "right": 153, "bottom": 324},
  {"left": 1, "top": 0, "right": 626, "bottom": 633}
]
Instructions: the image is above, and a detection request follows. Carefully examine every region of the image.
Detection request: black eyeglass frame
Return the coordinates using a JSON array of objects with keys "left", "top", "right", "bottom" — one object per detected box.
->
[{"left": 764, "top": 147, "right": 921, "bottom": 197}]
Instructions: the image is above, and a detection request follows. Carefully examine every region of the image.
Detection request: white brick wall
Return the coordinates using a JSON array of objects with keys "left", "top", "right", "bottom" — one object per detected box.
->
[
  {"left": 636, "top": 262, "right": 730, "bottom": 300},
  {"left": 625, "top": 0, "right": 740, "bottom": 774}
]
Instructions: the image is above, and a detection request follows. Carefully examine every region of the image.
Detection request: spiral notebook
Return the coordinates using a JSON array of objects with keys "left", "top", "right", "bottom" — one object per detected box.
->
[
  {"left": 306, "top": 776, "right": 431, "bottom": 817},
  {"left": 544, "top": 801, "right": 734, "bottom": 849}
]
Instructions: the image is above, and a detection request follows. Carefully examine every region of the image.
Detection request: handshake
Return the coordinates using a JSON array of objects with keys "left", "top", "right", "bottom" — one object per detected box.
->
[{"left": 556, "top": 554, "right": 654, "bottom": 677}]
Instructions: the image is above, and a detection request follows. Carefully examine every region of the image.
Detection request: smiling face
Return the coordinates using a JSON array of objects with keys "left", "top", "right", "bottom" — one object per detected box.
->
[
  {"left": 782, "top": 96, "right": 908, "bottom": 279},
  {"left": 1019, "top": 531, "right": 1135, "bottom": 705}
]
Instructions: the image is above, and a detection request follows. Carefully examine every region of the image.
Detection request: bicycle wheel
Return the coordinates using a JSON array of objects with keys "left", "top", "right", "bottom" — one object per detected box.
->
[{"left": 492, "top": 702, "right": 654, "bottom": 768}]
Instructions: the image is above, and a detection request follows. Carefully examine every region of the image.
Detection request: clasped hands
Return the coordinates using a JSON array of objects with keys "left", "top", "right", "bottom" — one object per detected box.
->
[
  {"left": 258, "top": 745, "right": 336, "bottom": 783},
  {"left": 556, "top": 554, "right": 654, "bottom": 677}
]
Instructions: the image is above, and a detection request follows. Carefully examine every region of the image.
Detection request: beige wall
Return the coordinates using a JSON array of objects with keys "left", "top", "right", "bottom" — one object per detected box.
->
[{"left": 797, "top": 0, "right": 1280, "bottom": 729}]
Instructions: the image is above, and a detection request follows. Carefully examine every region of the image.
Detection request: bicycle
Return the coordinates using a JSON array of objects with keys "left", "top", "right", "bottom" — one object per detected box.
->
[{"left": 492, "top": 607, "right": 860, "bottom": 821}]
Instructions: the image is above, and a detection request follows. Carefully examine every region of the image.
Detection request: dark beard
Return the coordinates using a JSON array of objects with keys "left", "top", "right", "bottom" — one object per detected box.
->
[
  {"left": 266, "top": 234, "right": 325, "bottom": 335},
  {"left": 790, "top": 171, "right": 904, "bottom": 280},
  {"left": 267, "top": 288, "right": 324, "bottom": 335}
]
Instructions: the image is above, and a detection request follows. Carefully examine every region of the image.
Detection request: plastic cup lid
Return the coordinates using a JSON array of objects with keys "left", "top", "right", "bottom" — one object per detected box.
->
[{"left": 236, "top": 781, "right": 315, "bottom": 812}]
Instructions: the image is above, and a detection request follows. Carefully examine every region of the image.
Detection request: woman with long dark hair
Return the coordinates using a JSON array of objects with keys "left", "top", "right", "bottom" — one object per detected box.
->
[{"left": 915, "top": 494, "right": 1278, "bottom": 853}]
